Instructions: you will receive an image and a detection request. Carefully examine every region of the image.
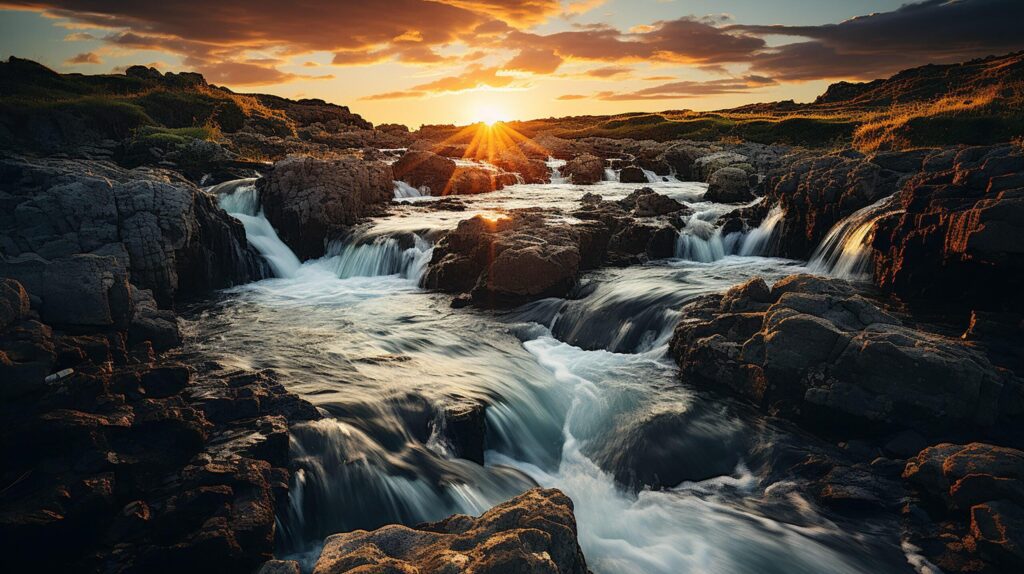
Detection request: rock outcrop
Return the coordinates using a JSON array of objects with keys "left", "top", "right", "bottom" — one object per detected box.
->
[
  {"left": 392, "top": 150, "right": 456, "bottom": 195},
  {"left": 424, "top": 211, "right": 600, "bottom": 306},
  {"left": 619, "top": 165, "right": 648, "bottom": 183},
  {"left": 0, "top": 156, "right": 266, "bottom": 313},
  {"left": 425, "top": 189, "right": 688, "bottom": 305},
  {"left": 257, "top": 155, "right": 393, "bottom": 260},
  {"left": 903, "top": 443, "right": 1024, "bottom": 572},
  {"left": 705, "top": 167, "right": 754, "bottom": 203},
  {"left": 872, "top": 144, "right": 1024, "bottom": 313},
  {"left": 312, "top": 488, "right": 588, "bottom": 574},
  {"left": 0, "top": 270, "right": 320, "bottom": 572},
  {"left": 562, "top": 154, "right": 604, "bottom": 185},
  {"left": 669, "top": 274, "right": 1023, "bottom": 438}
]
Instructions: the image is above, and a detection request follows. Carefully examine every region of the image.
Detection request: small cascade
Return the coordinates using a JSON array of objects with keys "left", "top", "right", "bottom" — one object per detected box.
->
[
  {"left": 603, "top": 167, "right": 618, "bottom": 182},
  {"left": 808, "top": 195, "right": 898, "bottom": 280},
  {"left": 321, "top": 234, "right": 433, "bottom": 283},
  {"left": 547, "top": 157, "right": 568, "bottom": 184},
  {"left": 214, "top": 179, "right": 302, "bottom": 278},
  {"left": 675, "top": 205, "right": 784, "bottom": 262},
  {"left": 642, "top": 168, "right": 660, "bottom": 183},
  {"left": 393, "top": 180, "right": 425, "bottom": 199}
]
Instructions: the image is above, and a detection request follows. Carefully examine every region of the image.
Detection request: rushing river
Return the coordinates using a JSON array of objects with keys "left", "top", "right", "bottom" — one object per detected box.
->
[{"left": 179, "top": 172, "right": 917, "bottom": 573}]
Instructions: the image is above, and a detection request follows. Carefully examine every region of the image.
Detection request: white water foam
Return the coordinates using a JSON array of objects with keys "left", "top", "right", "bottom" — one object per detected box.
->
[
  {"left": 675, "top": 205, "right": 784, "bottom": 262},
  {"left": 216, "top": 180, "right": 302, "bottom": 278},
  {"left": 393, "top": 180, "right": 426, "bottom": 199},
  {"left": 486, "top": 335, "right": 880, "bottom": 574}
]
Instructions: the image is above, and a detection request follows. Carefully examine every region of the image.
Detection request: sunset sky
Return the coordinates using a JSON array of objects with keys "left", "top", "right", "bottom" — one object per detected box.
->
[{"left": 2, "top": 0, "right": 1022, "bottom": 127}]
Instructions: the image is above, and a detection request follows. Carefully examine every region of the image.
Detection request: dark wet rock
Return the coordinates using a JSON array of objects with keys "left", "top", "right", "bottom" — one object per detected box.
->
[
  {"left": 670, "top": 274, "right": 1024, "bottom": 438},
  {"left": 0, "top": 277, "right": 32, "bottom": 330},
  {"left": 619, "top": 165, "right": 648, "bottom": 183},
  {"left": 872, "top": 145, "right": 1024, "bottom": 314},
  {"left": 257, "top": 155, "right": 393, "bottom": 260},
  {"left": 903, "top": 443, "right": 1024, "bottom": 572},
  {"left": 424, "top": 211, "right": 599, "bottom": 306},
  {"left": 662, "top": 143, "right": 703, "bottom": 178},
  {"left": 258, "top": 559, "right": 302, "bottom": 574},
  {"left": 391, "top": 150, "right": 456, "bottom": 194},
  {"left": 0, "top": 156, "right": 266, "bottom": 308},
  {"left": 562, "top": 153, "right": 604, "bottom": 185},
  {"left": 436, "top": 400, "right": 486, "bottom": 464},
  {"left": 705, "top": 167, "right": 754, "bottom": 203},
  {"left": 312, "top": 488, "right": 587, "bottom": 574},
  {"left": 617, "top": 187, "right": 687, "bottom": 217}
]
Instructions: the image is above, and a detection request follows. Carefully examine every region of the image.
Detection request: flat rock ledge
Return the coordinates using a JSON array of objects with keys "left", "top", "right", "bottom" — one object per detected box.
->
[{"left": 312, "top": 488, "right": 588, "bottom": 574}]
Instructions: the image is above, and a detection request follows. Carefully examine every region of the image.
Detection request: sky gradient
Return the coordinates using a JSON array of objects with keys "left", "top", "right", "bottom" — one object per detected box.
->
[{"left": 2, "top": 0, "right": 1022, "bottom": 126}]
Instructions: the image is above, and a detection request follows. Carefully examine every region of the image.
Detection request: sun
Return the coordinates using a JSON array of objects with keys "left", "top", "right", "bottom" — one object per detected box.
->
[{"left": 472, "top": 104, "right": 507, "bottom": 126}]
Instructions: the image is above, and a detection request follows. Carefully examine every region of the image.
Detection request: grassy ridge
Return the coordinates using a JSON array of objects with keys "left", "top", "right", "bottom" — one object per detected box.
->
[{"left": 501, "top": 52, "right": 1024, "bottom": 151}]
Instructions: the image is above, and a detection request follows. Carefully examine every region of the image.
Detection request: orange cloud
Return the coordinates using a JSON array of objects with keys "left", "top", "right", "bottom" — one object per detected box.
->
[{"left": 65, "top": 51, "right": 101, "bottom": 65}]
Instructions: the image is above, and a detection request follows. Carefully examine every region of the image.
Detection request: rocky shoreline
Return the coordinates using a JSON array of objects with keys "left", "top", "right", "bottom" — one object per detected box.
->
[{"left": 2, "top": 60, "right": 1023, "bottom": 574}]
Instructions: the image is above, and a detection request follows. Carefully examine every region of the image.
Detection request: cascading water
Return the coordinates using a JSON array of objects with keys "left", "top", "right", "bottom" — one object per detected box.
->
[
  {"left": 604, "top": 167, "right": 618, "bottom": 182},
  {"left": 675, "top": 205, "right": 784, "bottom": 262},
  {"left": 320, "top": 234, "right": 433, "bottom": 282},
  {"left": 808, "top": 195, "right": 899, "bottom": 280},
  {"left": 214, "top": 179, "right": 302, "bottom": 278},
  {"left": 181, "top": 176, "right": 913, "bottom": 574},
  {"left": 548, "top": 157, "right": 568, "bottom": 183},
  {"left": 393, "top": 180, "right": 425, "bottom": 199}
]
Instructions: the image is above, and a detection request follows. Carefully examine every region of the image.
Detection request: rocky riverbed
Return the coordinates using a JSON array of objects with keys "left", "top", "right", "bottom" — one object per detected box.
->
[{"left": 2, "top": 104, "right": 1023, "bottom": 574}]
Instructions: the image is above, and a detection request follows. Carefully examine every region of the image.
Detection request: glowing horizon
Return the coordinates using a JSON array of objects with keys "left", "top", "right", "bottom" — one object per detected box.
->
[{"left": 2, "top": 0, "right": 1023, "bottom": 127}]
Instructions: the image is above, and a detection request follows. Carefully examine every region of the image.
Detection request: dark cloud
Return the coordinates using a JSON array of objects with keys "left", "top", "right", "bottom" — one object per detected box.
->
[
  {"left": 197, "top": 61, "right": 334, "bottom": 85},
  {"left": 594, "top": 76, "right": 777, "bottom": 100},
  {"left": 730, "top": 0, "right": 1024, "bottom": 80},
  {"left": 65, "top": 51, "right": 100, "bottom": 65}
]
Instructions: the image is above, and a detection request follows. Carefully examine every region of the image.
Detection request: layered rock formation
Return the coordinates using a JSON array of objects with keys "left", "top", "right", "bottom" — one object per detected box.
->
[
  {"left": 312, "top": 488, "right": 588, "bottom": 574},
  {"left": 0, "top": 156, "right": 266, "bottom": 314},
  {"left": 903, "top": 443, "right": 1024, "bottom": 572},
  {"left": 670, "top": 274, "right": 1023, "bottom": 439},
  {"left": 257, "top": 155, "right": 393, "bottom": 260},
  {"left": 872, "top": 144, "right": 1024, "bottom": 313}
]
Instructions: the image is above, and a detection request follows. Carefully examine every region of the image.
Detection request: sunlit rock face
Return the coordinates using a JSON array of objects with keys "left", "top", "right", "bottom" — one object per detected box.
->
[{"left": 312, "top": 488, "right": 588, "bottom": 574}]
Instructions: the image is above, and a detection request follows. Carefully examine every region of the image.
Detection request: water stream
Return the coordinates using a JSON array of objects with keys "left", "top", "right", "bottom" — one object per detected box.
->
[{"left": 186, "top": 172, "right": 917, "bottom": 573}]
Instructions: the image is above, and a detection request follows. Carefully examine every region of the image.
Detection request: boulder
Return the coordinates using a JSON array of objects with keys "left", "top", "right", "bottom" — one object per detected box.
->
[
  {"left": 562, "top": 154, "right": 604, "bottom": 185},
  {"left": 257, "top": 155, "right": 393, "bottom": 260},
  {"left": 617, "top": 188, "right": 686, "bottom": 217},
  {"left": 424, "top": 211, "right": 606, "bottom": 306},
  {"left": 670, "top": 274, "right": 1024, "bottom": 437},
  {"left": 704, "top": 167, "right": 754, "bottom": 203},
  {"left": 446, "top": 167, "right": 514, "bottom": 195},
  {"left": 0, "top": 278, "right": 31, "bottom": 331},
  {"left": 312, "top": 488, "right": 588, "bottom": 574},
  {"left": 619, "top": 166, "right": 648, "bottom": 183},
  {"left": 391, "top": 150, "right": 456, "bottom": 194},
  {"left": 662, "top": 143, "right": 704, "bottom": 178},
  {"left": 903, "top": 443, "right": 1024, "bottom": 510},
  {"left": 693, "top": 151, "right": 749, "bottom": 181}
]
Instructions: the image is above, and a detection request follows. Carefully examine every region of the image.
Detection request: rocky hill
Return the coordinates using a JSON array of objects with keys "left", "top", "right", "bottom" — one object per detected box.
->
[{"left": 0, "top": 57, "right": 412, "bottom": 179}]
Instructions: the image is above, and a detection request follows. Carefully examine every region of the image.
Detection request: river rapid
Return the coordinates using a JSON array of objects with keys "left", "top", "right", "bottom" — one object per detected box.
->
[{"left": 178, "top": 170, "right": 917, "bottom": 573}]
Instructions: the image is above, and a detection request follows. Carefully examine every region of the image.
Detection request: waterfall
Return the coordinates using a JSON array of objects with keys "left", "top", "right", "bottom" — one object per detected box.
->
[
  {"left": 642, "top": 168, "right": 659, "bottom": 183},
  {"left": 808, "top": 195, "right": 898, "bottom": 280},
  {"left": 675, "top": 205, "right": 784, "bottom": 262},
  {"left": 603, "top": 167, "right": 618, "bottom": 182},
  {"left": 547, "top": 157, "right": 568, "bottom": 184},
  {"left": 214, "top": 179, "right": 302, "bottom": 278},
  {"left": 394, "top": 180, "right": 425, "bottom": 199},
  {"left": 321, "top": 235, "right": 433, "bottom": 283}
]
